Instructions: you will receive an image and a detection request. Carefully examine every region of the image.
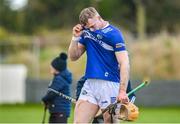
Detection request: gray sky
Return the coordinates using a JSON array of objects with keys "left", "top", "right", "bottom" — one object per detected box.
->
[{"left": 9, "top": 0, "right": 27, "bottom": 10}]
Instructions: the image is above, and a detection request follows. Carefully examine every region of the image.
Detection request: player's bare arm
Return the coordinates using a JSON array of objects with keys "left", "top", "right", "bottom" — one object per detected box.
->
[
  {"left": 68, "top": 24, "right": 85, "bottom": 61},
  {"left": 115, "top": 51, "right": 130, "bottom": 103}
]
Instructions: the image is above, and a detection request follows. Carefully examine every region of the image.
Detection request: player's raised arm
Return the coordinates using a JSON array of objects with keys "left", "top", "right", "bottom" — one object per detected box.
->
[{"left": 68, "top": 24, "right": 85, "bottom": 61}]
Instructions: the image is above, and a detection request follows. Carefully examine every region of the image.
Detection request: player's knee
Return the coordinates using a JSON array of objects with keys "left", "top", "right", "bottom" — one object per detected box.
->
[
  {"left": 74, "top": 116, "right": 88, "bottom": 123},
  {"left": 103, "top": 112, "right": 111, "bottom": 123}
]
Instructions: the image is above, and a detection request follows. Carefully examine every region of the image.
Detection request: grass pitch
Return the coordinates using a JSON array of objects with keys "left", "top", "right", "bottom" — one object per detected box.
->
[{"left": 0, "top": 104, "right": 180, "bottom": 123}]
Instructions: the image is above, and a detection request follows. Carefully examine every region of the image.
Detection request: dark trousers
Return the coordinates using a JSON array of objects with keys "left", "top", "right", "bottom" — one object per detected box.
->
[{"left": 49, "top": 112, "right": 68, "bottom": 123}]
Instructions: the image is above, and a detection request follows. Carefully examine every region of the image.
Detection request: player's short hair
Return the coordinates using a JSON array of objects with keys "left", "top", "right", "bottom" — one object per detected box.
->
[{"left": 79, "top": 7, "right": 100, "bottom": 26}]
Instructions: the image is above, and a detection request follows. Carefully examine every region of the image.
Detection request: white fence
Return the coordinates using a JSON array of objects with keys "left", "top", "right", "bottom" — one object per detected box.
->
[{"left": 0, "top": 64, "right": 27, "bottom": 103}]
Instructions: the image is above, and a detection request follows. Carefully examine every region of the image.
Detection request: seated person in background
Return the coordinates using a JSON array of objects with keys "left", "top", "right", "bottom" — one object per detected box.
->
[{"left": 42, "top": 52, "right": 72, "bottom": 123}]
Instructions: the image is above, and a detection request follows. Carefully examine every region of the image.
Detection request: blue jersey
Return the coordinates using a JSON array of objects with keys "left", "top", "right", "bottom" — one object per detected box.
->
[{"left": 79, "top": 24, "right": 126, "bottom": 82}]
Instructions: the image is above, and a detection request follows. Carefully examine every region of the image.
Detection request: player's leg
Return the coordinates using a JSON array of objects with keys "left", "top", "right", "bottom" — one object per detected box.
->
[
  {"left": 97, "top": 80, "right": 119, "bottom": 123},
  {"left": 101, "top": 80, "right": 137, "bottom": 123},
  {"left": 74, "top": 99, "right": 99, "bottom": 123},
  {"left": 92, "top": 109, "right": 104, "bottom": 123},
  {"left": 74, "top": 79, "right": 100, "bottom": 123},
  {"left": 76, "top": 77, "right": 104, "bottom": 123},
  {"left": 102, "top": 110, "right": 111, "bottom": 123}
]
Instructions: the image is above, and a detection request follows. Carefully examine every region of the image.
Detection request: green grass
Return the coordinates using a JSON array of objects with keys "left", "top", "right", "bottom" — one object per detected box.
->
[{"left": 0, "top": 104, "right": 180, "bottom": 123}]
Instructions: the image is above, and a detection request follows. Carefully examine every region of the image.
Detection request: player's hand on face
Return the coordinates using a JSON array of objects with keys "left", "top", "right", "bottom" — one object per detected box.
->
[
  {"left": 117, "top": 90, "right": 129, "bottom": 104},
  {"left": 73, "top": 24, "right": 83, "bottom": 37}
]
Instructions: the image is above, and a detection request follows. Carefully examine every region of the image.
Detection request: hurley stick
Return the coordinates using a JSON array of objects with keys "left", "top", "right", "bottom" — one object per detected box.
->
[{"left": 98, "top": 80, "right": 149, "bottom": 116}]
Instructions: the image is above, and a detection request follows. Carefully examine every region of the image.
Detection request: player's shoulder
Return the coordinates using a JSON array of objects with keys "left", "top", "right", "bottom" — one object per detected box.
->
[
  {"left": 102, "top": 24, "right": 121, "bottom": 36},
  {"left": 113, "top": 25, "right": 124, "bottom": 34},
  {"left": 110, "top": 24, "right": 120, "bottom": 31},
  {"left": 105, "top": 25, "right": 123, "bottom": 39},
  {"left": 100, "top": 24, "right": 113, "bottom": 33}
]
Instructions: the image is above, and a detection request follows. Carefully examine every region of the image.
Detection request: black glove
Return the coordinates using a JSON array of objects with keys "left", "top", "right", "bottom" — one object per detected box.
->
[
  {"left": 42, "top": 90, "right": 58, "bottom": 107},
  {"left": 42, "top": 97, "right": 50, "bottom": 108}
]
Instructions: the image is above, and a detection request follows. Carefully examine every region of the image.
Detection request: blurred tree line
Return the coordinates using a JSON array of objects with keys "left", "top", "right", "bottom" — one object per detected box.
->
[
  {"left": 0, "top": 0, "right": 179, "bottom": 35},
  {"left": 0, "top": 0, "right": 180, "bottom": 79}
]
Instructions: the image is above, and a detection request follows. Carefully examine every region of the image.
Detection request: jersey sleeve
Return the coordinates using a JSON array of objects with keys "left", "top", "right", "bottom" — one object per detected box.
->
[
  {"left": 111, "top": 30, "right": 126, "bottom": 52},
  {"left": 78, "top": 36, "right": 86, "bottom": 46}
]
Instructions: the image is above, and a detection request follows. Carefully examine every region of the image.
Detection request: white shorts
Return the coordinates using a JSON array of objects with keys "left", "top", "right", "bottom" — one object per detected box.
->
[{"left": 78, "top": 79, "right": 119, "bottom": 109}]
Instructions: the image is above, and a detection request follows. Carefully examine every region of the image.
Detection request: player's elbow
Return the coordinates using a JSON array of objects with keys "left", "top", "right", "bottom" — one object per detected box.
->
[
  {"left": 68, "top": 53, "right": 79, "bottom": 61},
  {"left": 124, "top": 61, "right": 130, "bottom": 69},
  {"left": 120, "top": 60, "right": 130, "bottom": 70},
  {"left": 70, "top": 56, "right": 78, "bottom": 61}
]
